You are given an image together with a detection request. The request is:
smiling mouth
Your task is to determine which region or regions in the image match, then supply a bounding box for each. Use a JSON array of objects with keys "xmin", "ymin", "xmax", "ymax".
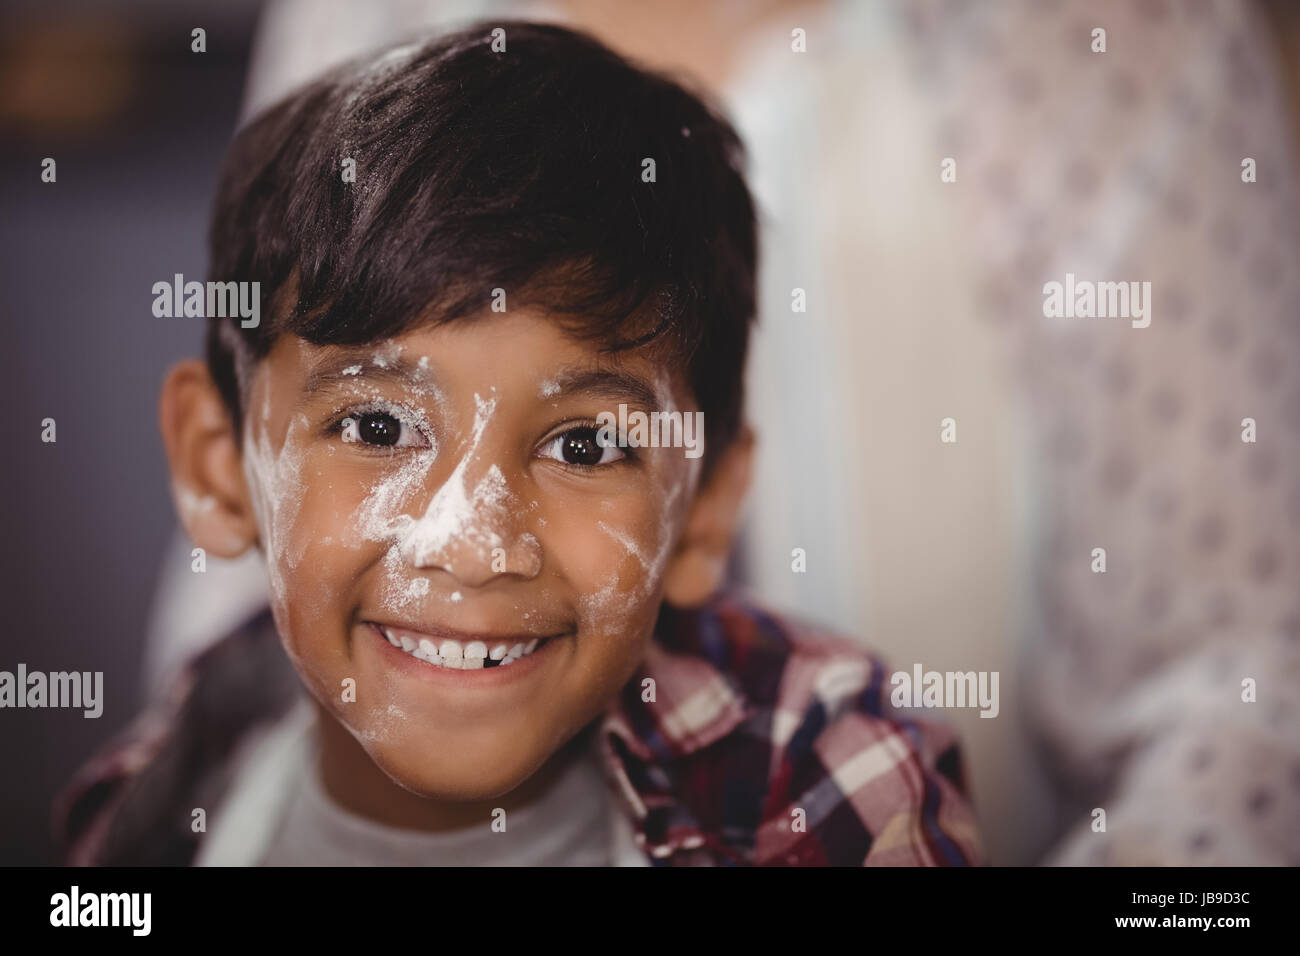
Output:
[{"xmin": 370, "ymin": 622, "xmax": 559, "ymax": 670}]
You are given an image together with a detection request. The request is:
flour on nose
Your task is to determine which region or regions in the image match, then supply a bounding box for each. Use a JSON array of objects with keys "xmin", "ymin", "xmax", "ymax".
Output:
[
  {"xmin": 356, "ymin": 393, "xmax": 515, "ymax": 574},
  {"xmin": 352, "ymin": 447, "xmax": 438, "ymax": 543},
  {"xmin": 398, "ymin": 460, "xmax": 512, "ymax": 569}
]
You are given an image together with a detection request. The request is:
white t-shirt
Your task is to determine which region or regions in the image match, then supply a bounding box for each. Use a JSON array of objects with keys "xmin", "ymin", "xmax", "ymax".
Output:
[{"xmin": 197, "ymin": 698, "xmax": 650, "ymax": 866}]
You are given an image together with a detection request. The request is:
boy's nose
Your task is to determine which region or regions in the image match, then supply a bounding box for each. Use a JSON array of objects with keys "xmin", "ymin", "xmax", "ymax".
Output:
[{"xmin": 396, "ymin": 460, "xmax": 542, "ymax": 587}]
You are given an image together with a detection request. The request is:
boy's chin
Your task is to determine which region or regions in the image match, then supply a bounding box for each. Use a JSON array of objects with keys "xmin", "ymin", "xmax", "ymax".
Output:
[{"xmin": 366, "ymin": 736, "xmax": 548, "ymax": 804}]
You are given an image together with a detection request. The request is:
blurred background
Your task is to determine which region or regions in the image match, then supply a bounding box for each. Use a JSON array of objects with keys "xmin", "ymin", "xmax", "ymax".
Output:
[{"xmin": 3, "ymin": 0, "xmax": 1299, "ymax": 865}]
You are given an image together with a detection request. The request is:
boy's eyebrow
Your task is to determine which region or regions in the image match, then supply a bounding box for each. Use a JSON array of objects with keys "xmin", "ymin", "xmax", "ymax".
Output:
[
  {"xmin": 300, "ymin": 351, "xmax": 436, "ymax": 398},
  {"xmin": 298, "ymin": 352, "xmax": 663, "ymax": 409},
  {"xmin": 544, "ymin": 367, "xmax": 663, "ymax": 410}
]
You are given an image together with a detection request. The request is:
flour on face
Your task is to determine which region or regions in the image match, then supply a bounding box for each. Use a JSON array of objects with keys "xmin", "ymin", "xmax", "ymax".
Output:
[
  {"xmin": 349, "ymin": 392, "xmax": 530, "ymax": 609},
  {"xmin": 174, "ymin": 483, "xmax": 216, "ymax": 517},
  {"xmin": 580, "ymin": 467, "xmax": 689, "ymax": 628},
  {"xmin": 385, "ymin": 394, "xmax": 514, "ymax": 572},
  {"xmin": 242, "ymin": 410, "xmax": 312, "ymax": 608}
]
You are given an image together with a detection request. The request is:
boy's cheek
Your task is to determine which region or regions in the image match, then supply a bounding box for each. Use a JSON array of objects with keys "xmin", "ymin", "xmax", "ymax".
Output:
[
  {"xmin": 274, "ymin": 480, "xmax": 363, "ymax": 587},
  {"xmin": 544, "ymin": 504, "xmax": 672, "ymax": 636},
  {"xmin": 266, "ymin": 473, "xmax": 390, "ymax": 665}
]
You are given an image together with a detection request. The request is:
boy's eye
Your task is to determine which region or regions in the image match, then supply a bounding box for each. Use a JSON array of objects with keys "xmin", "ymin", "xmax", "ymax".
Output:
[
  {"xmin": 340, "ymin": 411, "xmax": 428, "ymax": 448},
  {"xmin": 536, "ymin": 426, "xmax": 626, "ymax": 467}
]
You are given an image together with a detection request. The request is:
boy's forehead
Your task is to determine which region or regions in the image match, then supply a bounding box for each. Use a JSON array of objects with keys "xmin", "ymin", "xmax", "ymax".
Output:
[{"xmin": 266, "ymin": 308, "xmax": 693, "ymax": 409}]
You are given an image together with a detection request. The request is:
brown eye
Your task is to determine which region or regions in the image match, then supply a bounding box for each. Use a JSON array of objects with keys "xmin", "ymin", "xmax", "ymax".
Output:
[
  {"xmin": 562, "ymin": 427, "xmax": 604, "ymax": 465},
  {"xmin": 358, "ymin": 412, "xmax": 400, "ymax": 446},
  {"xmin": 537, "ymin": 425, "xmax": 625, "ymax": 467},
  {"xmin": 339, "ymin": 409, "xmax": 430, "ymax": 448}
]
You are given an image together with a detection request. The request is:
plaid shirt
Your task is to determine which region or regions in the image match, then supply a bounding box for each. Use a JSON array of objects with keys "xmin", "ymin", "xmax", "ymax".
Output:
[{"xmin": 55, "ymin": 592, "xmax": 985, "ymax": 866}]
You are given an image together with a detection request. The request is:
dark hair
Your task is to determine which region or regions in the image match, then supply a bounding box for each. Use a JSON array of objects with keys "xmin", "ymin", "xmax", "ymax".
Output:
[{"xmin": 207, "ymin": 19, "xmax": 759, "ymax": 468}]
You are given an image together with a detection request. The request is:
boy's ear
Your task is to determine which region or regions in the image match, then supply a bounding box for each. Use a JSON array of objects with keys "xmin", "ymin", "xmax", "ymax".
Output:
[
  {"xmin": 662, "ymin": 424, "xmax": 755, "ymax": 609},
  {"xmin": 158, "ymin": 360, "xmax": 259, "ymax": 558}
]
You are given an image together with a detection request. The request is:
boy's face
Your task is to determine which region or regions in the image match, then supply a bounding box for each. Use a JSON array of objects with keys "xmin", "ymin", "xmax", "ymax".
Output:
[{"xmin": 237, "ymin": 308, "xmax": 704, "ymax": 800}]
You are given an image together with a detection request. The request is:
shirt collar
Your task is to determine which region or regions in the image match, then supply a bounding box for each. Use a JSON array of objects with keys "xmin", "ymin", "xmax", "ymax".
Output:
[
  {"xmin": 601, "ymin": 636, "xmax": 750, "ymax": 763},
  {"xmin": 595, "ymin": 601, "xmax": 753, "ymax": 860}
]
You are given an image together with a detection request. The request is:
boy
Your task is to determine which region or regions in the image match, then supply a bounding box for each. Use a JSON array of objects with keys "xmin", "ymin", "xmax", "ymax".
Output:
[{"xmin": 56, "ymin": 20, "xmax": 984, "ymax": 865}]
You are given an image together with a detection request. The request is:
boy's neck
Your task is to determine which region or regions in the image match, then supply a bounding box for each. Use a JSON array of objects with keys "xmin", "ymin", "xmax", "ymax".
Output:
[{"xmin": 311, "ymin": 700, "xmax": 596, "ymax": 832}]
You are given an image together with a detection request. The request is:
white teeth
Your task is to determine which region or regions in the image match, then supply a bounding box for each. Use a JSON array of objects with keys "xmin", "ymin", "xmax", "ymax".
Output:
[
  {"xmin": 382, "ymin": 625, "xmax": 549, "ymax": 669},
  {"xmin": 439, "ymin": 641, "xmax": 464, "ymax": 669}
]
